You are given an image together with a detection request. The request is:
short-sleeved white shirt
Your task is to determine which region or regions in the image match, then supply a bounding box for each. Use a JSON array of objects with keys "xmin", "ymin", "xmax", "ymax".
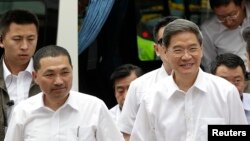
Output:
[
  {"xmin": 118, "ymin": 65, "xmax": 169, "ymax": 134},
  {"xmin": 130, "ymin": 69, "xmax": 248, "ymax": 141},
  {"xmin": 5, "ymin": 91, "xmax": 124, "ymax": 141},
  {"xmin": 243, "ymin": 93, "xmax": 250, "ymax": 124},
  {"xmin": 109, "ymin": 104, "xmax": 121, "ymax": 125}
]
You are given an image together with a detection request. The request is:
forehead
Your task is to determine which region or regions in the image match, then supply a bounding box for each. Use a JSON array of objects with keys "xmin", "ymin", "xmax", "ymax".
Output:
[
  {"xmin": 169, "ymin": 31, "xmax": 199, "ymax": 45},
  {"xmin": 6, "ymin": 23, "xmax": 38, "ymax": 34},
  {"xmin": 39, "ymin": 55, "xmax": 71, "ymax": 70},
  {"xmin": 216, "ymin": 65, "xmax": 244, "ymax": 76}
]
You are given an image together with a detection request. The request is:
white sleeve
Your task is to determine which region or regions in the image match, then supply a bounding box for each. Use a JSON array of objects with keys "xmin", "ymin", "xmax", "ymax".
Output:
[
  {"xmin": 96, "ymin": 101, "xmax": 124, "ymax": 141},
  {"xmin": 4, "ymin": 107, "xmax": 23, "ymax": 141},
  {"xmin": 118, "ymin": 80, "xmax": 140, "ymax": 134},
  {"xmin": 227, "ymin": 86, "xmax": 248, "ymax": 124},
  {"xmin": 130, "ymin": 100, "xmax": 156, "ymax": 141}
]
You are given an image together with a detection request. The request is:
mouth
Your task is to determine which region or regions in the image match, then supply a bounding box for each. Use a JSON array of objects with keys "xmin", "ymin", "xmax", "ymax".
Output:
[
  {"xmin": 52, "ymin": 87, "xmax": 66, "ymax": 92},
  {"xmin": 180, "ymin": 63, "xmax": 193, "ymax": 68},
  {"xmin": 19, "ymin": 54, "xmax": 29, "ymax": 58}
]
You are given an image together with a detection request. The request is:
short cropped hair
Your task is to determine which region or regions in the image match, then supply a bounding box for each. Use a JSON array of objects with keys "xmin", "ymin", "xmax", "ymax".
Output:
[
  {"xmin": 0, "ymin": 9, "xmax": 39, "ymax": 37},
  {"xmin": 162, "ymin": 19, "xmax": 203, "ymax": 48},
  {"xmin": 33, "ymin": 45, "xmax": 72, "ymax": 71},
  {"xmin": 153, "ymin": 16, "xmax": 179, "ymax": 42},
  {"xmin": 110, "ymin": 64, "xmax": 144, "ymax": 88},
  {"xmin": 210, "ymin": 53, "xmax": 246, "ymax": 79}
]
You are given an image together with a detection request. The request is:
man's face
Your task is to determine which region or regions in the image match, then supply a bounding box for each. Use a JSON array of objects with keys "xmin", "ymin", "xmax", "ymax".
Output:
[
  {"xmin": 33, "ymin": 55, "xmax": 73, "ymax": 103},
  {"xmin": 114, "ymin": 72, "xmax": 138, "ymax": 109},
  {"xmin": 164, "ymin": 31, "xmax": 203, "ymax": 79},
  {"xmin": 215, "ymin": 65, "xmax": 245, "ymax": 95},
  {"xmin": 214, "ymin": 1, "xmax": 244, "ymax": 29},
  {"xmin": 0, "ymin": 23, "xmax": 38, "ymax": 67}
]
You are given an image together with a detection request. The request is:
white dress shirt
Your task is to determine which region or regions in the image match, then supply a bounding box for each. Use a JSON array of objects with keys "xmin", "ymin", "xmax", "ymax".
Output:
[
  {"xmin": 130, "ymin": 69, "xmax": 248, "ymax": 141},
  {"xmin": 201, "ymin": 1, "xmax": 250, "ymax": 72},
  {"xmin": 118, "ymin": 65, "xmax": 169, "ymax": 134},
  {"xmin": 109, "ymin": 104, "xmax": 121, "ymax": 125},
  {"xmin": 4, "ymin": 91, "xmax": 124, "ymax": 141},
  {"xmin": 243, "ymin": 93, "xmax": 250, "ymax": 124},
  {"xmin": 3, "ymin": 59, "xmax": 33, "ymax": 123}
]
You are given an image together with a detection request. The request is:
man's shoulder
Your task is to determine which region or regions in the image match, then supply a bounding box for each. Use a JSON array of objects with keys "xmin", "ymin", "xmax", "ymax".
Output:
[
  {"xmin": 13, "ymin": 92, "xmax": 43, "ymax": 112},
  {"xmin": 70, "ymin": 91, "xmax": 105, "ymax": 107},
  {"xmin": 109, "ymin": 104, "xmax": 119, "ymax": 112},
  {"xmin": 202, "ymin": 72, "xmax": 237, "ymax": 91},
  {"xmin": 132, "ymin": 68, "xmax": 161, "ymax": 84}
]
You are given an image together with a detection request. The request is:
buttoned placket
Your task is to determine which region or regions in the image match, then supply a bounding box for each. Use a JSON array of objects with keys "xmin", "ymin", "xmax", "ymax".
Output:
[{"xmin": 185, "ymin": 88, "xmax": 194, "ymax": 141}]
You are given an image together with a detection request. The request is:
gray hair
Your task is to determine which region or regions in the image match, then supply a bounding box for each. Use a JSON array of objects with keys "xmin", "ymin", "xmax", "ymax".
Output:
[{"xmin": 162, "ymin": 19, "xmax": 203, "ymax": 48}]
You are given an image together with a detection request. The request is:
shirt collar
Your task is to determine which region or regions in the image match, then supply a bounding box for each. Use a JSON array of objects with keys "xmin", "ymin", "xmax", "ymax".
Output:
[
  {"xmin": 63, "ymin": 91, "xmax": 80, "ymax": 111},
  {"xmin": 3, "ymin": 58, "xmax": 34, "ymax": 81},
  {"xmin": 167, "ymin": 68, "xmax": 207, "ymax": 97},
  {"xmin": 35, "ymin": 91, "xmax": 79, "ymax": 112}
]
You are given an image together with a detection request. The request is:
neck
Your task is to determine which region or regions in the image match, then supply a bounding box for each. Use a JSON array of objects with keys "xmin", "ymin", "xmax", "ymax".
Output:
[
  {"xmin": 44, "ymin": 94, "xmax": 69, "ymax": 111},
  {"xmin": 173, "ymin": 72, "xmax": 198, "ymax": 92},
  {"xmin": 163, "ymin": 63, "xmax": 172, "ymax": 75},
  {"xmin": 4, "ymin": 57, "xmax": 28, "ymax": 75}
]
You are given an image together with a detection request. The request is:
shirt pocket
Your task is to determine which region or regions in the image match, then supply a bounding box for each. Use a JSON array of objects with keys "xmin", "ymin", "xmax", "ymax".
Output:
[
  {"xmin": 67, "ymin": 126, "xmax": 96, "ymax": 141},
  {"xmin": 197, "ymin": 118, "xmax": 226, "ymax": 141}
]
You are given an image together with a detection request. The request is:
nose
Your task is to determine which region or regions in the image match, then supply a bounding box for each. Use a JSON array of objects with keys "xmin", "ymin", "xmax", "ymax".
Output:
[
  {"xmin": 181, "ymin": 49, "xmax": 192, "ymax": 59},
  {"xmin": 54, "ymin": 75, "xmax": 63, "ymax": 85},
  {"xmin": 20, "ymin": 39, "xmax": 28, "ymax": 50}
]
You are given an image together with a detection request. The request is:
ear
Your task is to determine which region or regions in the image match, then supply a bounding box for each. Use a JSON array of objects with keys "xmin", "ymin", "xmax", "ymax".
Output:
[
  {"xmin": 153, "ymin": 43, "xmax": 160, "ymax": 56},
  {"xmin": 0, "ymin": 35, "xmax": 4, "ymax": 48},
  {"xmin": 200, "ymin": 44, "xmax": 203, "ymax": 58},
  {"xmin": 32, "ymin": 71, "xmax": 38, "ymax": 84}
]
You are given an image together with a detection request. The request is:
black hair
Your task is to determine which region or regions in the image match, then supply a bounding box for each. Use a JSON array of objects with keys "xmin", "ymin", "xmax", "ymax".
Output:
[
  {"xmin": 0, "ymin": 9, "xmax": 39, "ymax": 37},
  {"xmin": 153, "ymin": 16, "xmax": 179, "ymax": 42},
  {"xmin": 210, "ymin": 53, "xmax": 246, "ymax": 79},
  {"xmin": 33, "ymin": 45, "xmax": 72, "ymax": 71},
  {"xmin": 110, "ymin": 64, "xmax": 144, "ymax": 88}
]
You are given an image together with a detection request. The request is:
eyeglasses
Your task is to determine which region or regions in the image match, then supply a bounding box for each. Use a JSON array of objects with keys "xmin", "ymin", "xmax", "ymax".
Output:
[
  {"xmin": 167, "ymin": 46, "xmax": 201, "ymax": 57},
  {"xmin": 217, "ymin": 9, "xmax": 240, "ymax": 23}
]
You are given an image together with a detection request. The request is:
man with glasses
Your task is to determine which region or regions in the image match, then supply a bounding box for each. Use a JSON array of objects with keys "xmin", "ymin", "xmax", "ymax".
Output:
[
  {"xmin": 201, "ymin": 0, "xmax": 250, "ymax": 72},
  {"xmin": 130, "ymin": 19, "xmax": 247, "ymax": 141}
]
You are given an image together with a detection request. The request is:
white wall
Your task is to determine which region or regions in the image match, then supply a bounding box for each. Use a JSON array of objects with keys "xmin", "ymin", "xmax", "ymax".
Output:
[{"xmin": 57, "ymin": 0, "xmax": 78, "ymax": 91}]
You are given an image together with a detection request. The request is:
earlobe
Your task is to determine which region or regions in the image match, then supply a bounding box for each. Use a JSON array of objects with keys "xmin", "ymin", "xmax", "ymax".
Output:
[
  {"xmin": 32, "ymin": 71, "xmax": 38, "ymax": 84},
  {"xmin": 153, "ymin": 43, "xmax": 160, "ymax": 56},
  {"xmin": 0, "ymin": 35, "xmax": 3, "ymax": 48}
]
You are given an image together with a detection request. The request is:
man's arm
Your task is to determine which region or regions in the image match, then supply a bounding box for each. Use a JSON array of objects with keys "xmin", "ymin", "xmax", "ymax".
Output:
[
  {"xmin": 118, "ymin": 80, "xmax": 140, "ymax": 134},
  {"xmin": 4, "ymin": 108, "xmax": 23, "ymax": 141},
  {"xmin": 130, "ymin": 101, "xmax": 156, "ymax": 141}
]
